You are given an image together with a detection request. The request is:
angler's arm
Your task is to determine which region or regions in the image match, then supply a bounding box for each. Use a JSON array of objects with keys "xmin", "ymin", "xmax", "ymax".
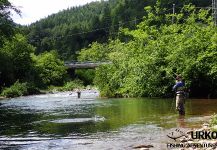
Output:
[
  {"xmin": 172, "ymin": 84, "xmax": 177, "ymax": 91},
  {"xmin": 172, "ymin": 82, "xmax": 182, "ymax": 91}
]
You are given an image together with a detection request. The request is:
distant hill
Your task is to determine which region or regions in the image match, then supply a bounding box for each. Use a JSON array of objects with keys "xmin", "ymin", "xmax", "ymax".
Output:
[{"xmin": 23, "ymin": 0, "xmax": 211, "ymax": 60}]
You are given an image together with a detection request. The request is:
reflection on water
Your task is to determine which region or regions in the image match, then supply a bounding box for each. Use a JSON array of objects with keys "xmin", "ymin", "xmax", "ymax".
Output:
[{"xmin": 0, "ymin": 91, "xmax": 217, "ymax": 150}]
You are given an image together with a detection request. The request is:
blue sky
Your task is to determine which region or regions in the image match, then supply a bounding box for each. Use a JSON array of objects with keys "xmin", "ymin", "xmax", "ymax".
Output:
[{"xmin": 10, "ymin": 0, "xmax": 100, "ymax": 25}]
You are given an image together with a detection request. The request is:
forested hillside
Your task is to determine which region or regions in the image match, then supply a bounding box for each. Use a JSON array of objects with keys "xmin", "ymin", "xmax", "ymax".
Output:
[{"xmin": 24, "ymin": 0, "xmax": 211, "ymax": 60}]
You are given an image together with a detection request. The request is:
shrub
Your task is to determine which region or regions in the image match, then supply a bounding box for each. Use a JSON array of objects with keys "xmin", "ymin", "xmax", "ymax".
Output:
[
  {"xmin": 1, "ymin": 81, "xmax": 28, "ymax": 98},
  {"xmin": 60, "ymin": 79, "xmax": 84, "ymax": 91},
  {"xmin": 48, "ymin": 79, "xmax": 84, "ymax": 92},
  {"xmin": 34, "ymin": 51, "xmax": 67, "ymax": 86},
  {"xmin": 210, "ymin": 114, "xmax": 217, "ymax": 126},
  {"xmin": 1, "ymin": 81, "xmax": 41, "ymax": 98},
  {"xmin": 75, "ymin": 69, "xmax": 95, "ymax": 86}
]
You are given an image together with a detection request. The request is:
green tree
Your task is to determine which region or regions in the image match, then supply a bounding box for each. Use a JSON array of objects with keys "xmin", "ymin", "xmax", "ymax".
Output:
[
  {"xmin": 78, "ymin": 42, "xmax": 110, "ymax": 62},
  {"xmin": 34, "ymin": 51, "xmax": 67, "ymax": 86},
  {"xmin": 0, "ymin": 34, "xmax": 35, "ymax": 87},
  {"xmin": 80, "ymin": 4, "xmax": 217, "ymax": 98},
  {"xmin": 0, "ymin": 0, "xmax": 20, "ymax": 44},
  {"xmin": 24, "ymin": 0, "xmax": 211, "ymax": 60}
]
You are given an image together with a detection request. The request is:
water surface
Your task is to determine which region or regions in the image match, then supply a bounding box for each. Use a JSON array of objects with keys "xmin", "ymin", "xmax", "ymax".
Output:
[{"xmin": 0, "ymin": 91, "xmax": 216, "ymax": 150}]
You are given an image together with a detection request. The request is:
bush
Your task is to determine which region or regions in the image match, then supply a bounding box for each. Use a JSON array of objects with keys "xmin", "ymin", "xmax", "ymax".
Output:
[
  {"xmin": 210, "ymin": 114, "xmax": 217, "ymax": 126},
  {"xmin": 60, "ymin": 79, "xmax": 84, "ymax": 91},
  {"xmin": 75, "ymin": 69, "xmax": 95, "ymax": 86},
  {"xmin": 1, "ymin": 81, "xmax": 41, "ymax": 98},
  {"xmin": 1, "ymin": 81, "xmax": 28, "ymax": 98},
  {"xmin": 25, "ymin": 82, "xmax": 41, "ymax": 95},
  {"xmin": 48, "ymin": 79, "xmax": 84, "ymax": 92},
  {"xmin": 34, "ymin": 51, "xmax": 67, "ymax": 86}
]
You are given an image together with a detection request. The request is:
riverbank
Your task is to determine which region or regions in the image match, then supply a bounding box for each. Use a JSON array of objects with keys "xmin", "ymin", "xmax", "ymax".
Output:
[
  {"xmin": 0, "ymin": 79, "xmax": 93, "ymax": 99},
  {"xmin": 0, "ymin": 87, "xmax": 98, "ymax": 100},
  {"xmin": 0, "ymin": 96, "xmax": 5, "ymax": 100}
]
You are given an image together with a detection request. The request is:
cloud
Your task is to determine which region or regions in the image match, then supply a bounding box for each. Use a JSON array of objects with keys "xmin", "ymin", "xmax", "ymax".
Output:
[{"xmin": 10, "ymin": 0, "xmax": 100, "ymax": 25}]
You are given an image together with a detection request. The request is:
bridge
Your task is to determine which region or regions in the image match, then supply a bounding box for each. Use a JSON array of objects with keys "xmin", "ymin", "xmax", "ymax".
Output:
[{"xmin": 65, "ymin": 61, "xmax": 111, "ymax": 69}]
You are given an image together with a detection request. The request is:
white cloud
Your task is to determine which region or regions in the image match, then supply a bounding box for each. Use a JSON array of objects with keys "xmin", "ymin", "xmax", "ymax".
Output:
[{"xmin": 10, "ymin": 0, "xmax": 100, "ymax": 25}]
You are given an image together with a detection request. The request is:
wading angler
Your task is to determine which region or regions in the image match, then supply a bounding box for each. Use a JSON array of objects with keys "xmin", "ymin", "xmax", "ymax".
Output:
[{"xmin": 172, "ymin": 75, "xmax": 186, "ymax": 115}]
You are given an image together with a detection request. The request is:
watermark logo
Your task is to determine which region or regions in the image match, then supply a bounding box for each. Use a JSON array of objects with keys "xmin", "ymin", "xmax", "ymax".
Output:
[
  {"xmin": 167, "ymin": 128, "xmax": 217, "ymax": 140},
  {"xmin": 167, "ymin": 128, "xmax": 188, "ymax": 141},
  {"xmin": 166, "ymin": 128, "xmax": 217, "ymax": 149},
  {"xmin": 190, "ymin": 131, "xmax": 217, "ymax": 140}
]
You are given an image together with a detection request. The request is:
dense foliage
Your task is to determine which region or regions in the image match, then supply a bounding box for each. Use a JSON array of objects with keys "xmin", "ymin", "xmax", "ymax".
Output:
[
  {"xmin": 0, "ymin": 0, "xmax": 20, "ymax": 44},
  {"xmin": 0, "ymin": 34, "xmax": 35, "ymax": 87},
  {"xmin": 1, "ymin": 81, "xmax": 28, "ymax": 98},
  {"xmin": 210, "ymin": 114, "xmax": 217, "ymax": 128},
  {"xmin": 24, "ymin": 0, "xmax": 211, "ymax": 60},
  {"xmin": 79, "ymin": 4, "xmax": 217, "ymax": 98},
  {"xmin": 0, "ymin": 34, "xmax": 67, "ymax": 97},
  {"xmin": 48, "ymin": 79, "xmax": 84, "ymax": 92},
  {"xmin": 75, "ymin": 69, "xmax": 95, "ymax": 86},
  {"xmin": 33, "ymin": 51, "xmax": 67, "ymax": 86},
  {"xmin": 0, "ymin": 1, "xmax": 69, "ymax": 97},
  {"xmin": 0, "ymin": 0, "xmax": 216, "ymax": 98},
  {"xmin": 0, "ymin": 81, "xmax": 39, "ymax": 98}
]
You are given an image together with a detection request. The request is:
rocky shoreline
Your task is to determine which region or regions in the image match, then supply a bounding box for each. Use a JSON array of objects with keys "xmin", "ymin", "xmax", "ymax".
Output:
[{"xmin": 0, "ymin": 96, "xmax": 5, "ymax": 100}]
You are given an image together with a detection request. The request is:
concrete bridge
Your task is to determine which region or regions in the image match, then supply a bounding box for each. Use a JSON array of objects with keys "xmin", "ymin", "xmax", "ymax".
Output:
[{"xmin": 65, "ymin": 61, "xmax": 111, "ymax": 69}]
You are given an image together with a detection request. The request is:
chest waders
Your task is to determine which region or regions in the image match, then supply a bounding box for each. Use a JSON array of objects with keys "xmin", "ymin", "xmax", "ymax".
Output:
[{"xmin": 176, "ymin": 92, "xmax": 185, "ymax": 115}]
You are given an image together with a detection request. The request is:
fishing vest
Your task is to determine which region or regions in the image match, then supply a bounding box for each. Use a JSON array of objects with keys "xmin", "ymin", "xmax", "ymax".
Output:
[{"xmin": 176, "ymin": 83, "xmax": 185, "ymax": 94}]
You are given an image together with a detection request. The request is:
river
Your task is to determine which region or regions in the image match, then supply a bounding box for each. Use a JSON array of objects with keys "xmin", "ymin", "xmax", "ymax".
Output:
[{"xmin": 0, "ymin": 90, "xmax": 217, "ymax": 150}]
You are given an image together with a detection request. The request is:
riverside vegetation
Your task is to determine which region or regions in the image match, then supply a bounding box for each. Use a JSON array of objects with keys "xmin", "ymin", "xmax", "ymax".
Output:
[
  {"xmin": 0, "ymin": 1, "xmax": 84, "ymax": 98},
  {"xmin": 0, "ymin": 0, "xmax": 217, "ymax": 98},
  {"xmin": 78, "ymin": 4, "xmax": 217, "ymax": 98}
]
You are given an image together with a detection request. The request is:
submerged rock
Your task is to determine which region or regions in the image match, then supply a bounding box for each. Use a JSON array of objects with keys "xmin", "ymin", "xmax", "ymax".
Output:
[{"xmin": 133, "ymin": 144, "xmax": 154, "ymax": 149}]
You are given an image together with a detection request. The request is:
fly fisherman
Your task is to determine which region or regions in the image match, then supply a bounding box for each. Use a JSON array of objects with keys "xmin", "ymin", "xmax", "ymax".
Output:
[{"xmin": 172, "ymin": 75, "xmax": 185, "ymax": 115}]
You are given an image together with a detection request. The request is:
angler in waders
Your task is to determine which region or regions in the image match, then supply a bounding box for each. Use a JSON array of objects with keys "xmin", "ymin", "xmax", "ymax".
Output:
[{"xmin": 172, "ymin": 75, "xmax": 185, "ymax": 115}]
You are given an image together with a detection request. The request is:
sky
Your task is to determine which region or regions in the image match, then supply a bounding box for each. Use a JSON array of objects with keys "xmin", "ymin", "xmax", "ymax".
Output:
[{"xmin": 10, "ymin": 0, "xmax": 100, "ymax": 25}]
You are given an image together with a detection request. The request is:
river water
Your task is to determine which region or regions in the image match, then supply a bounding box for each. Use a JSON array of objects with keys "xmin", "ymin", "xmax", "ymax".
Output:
[{"xmin": 0, "ymin": 90, "xmax": 217, "ymax": 150}]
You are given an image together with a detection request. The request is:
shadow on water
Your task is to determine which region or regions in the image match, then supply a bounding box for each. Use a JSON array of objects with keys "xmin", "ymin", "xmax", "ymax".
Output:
[{"xmin": 0, "ymin": 92, "xmax": 217, "ymax": 149}]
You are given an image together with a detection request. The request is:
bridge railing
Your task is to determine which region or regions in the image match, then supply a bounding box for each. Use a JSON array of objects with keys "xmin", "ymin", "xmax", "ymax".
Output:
[{"xmin": 65, "ymin": 61, "xmax": 112, "ymax": 69}]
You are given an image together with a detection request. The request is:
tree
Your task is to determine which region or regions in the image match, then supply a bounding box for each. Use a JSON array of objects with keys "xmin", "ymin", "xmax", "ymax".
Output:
[
  {"xmin": 24, "ymin": 0, "xmax": 211, "ymax": 60},
  {"xmin": 0, "ymin": 34, "xmax": 35, "ymax": 87},
  {"xmin": 79, "ymin": 4, "xmax": 217, "ymax": 98},
  {"xmin": 34, "ymin": 51, "xmax": 67, "ymax": 86},
  {"xmin": 0, "ymin": 0, "xmax": 20, "ymax": 45}
]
